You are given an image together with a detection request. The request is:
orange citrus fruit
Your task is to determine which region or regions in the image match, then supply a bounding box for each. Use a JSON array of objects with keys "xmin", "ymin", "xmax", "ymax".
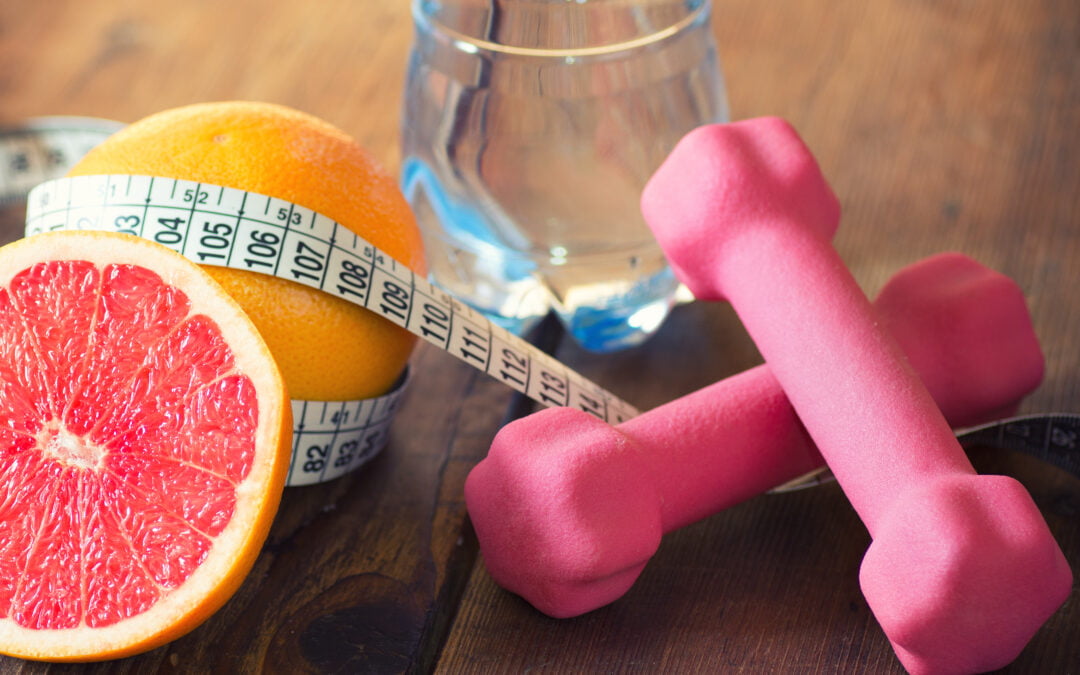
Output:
[
  {"xmin": 67, "ymin": 101, "xmax": 427, "ymax": 401},
  {"xmin": 0, "ymin": 230, "xmax": 291, "ymax": 661}
]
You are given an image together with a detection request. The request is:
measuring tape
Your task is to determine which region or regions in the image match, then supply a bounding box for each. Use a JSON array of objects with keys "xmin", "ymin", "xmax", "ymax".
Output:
[
  {"xmin": 20, "ymin": 172, "xmax": 641, "ymax": 485},
  {"xmin": 958, "ymin": 413, "xmax": 1080, "ymax": 478},
  {"xmin": 0, "ymin": 117, "xmax": 124, "ymax": 206},
  {"xmin": 772, "ymin": 413, "xmax": 1080, "ymax": 492}
]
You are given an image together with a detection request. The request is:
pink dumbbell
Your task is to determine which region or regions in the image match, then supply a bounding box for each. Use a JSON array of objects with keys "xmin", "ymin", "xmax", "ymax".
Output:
[
  {"xmin": 466, "ymin": 252, "xmax": 1043, "ymax": 620},
  {"xmin": 639, "ymin": 117, "xmax": 1071, "ymax": 674}
]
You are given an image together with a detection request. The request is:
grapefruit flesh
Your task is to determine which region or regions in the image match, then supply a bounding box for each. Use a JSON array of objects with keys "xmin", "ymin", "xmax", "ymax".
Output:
[{"xmin": 0, "ymin": 231, "xmax": 290, "ymax": 661}]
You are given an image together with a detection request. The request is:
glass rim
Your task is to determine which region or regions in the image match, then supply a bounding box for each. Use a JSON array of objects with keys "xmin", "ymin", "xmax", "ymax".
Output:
[{"xmin": 411, "ymin": 0, "xmax": 712, "ymax": 60}]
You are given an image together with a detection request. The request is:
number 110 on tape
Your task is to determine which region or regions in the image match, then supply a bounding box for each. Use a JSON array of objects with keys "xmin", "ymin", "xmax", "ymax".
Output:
[{"xmin": 25, "ymin": 174, "xmax": 640, "ymax": 425}]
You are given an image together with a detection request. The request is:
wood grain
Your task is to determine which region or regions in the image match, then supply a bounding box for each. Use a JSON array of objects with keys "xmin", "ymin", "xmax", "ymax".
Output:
[{"xmin": 0, "ymin": 0, "xmax": 1077, "ymax": 672}]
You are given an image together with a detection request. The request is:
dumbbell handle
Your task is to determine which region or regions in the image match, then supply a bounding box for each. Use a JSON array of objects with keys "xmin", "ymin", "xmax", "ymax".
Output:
[
  {"xmin": 619, "ymin": 365, "xmax": 814, "ymax": 531},
  {"xmin": 639, "ymin": 118, "xmax": 965, "ymax": 531},
  {"xmin": 716, "ymin": 226, "xmax": 972, "ymax": 532}
]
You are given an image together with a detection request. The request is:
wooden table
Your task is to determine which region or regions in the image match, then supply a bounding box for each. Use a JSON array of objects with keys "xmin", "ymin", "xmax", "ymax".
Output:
[{"xmin": 1, "ymin": 0, "xmax": 1077, "ymax": 672}]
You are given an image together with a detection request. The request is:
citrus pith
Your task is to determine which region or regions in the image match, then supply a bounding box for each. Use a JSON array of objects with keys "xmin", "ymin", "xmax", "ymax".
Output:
[
  {"xmin": 0, "ymin": 230, "xmax": 291, "ymax": 661},
  {"xmin": 67, "ymin": 101, "xmax": 427, "ymax": 401}
]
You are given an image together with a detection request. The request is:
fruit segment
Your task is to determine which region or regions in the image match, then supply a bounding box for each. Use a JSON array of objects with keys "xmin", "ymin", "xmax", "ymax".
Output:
[{"xmin": 62, "ymin": 263, "xmax": 194, "ymax": 437}]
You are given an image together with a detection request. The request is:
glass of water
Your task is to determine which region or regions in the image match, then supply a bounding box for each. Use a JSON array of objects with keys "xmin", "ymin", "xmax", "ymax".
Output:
[{"xmin": 400, "ymin": 0, "xmax": 729, "ymax": 352}]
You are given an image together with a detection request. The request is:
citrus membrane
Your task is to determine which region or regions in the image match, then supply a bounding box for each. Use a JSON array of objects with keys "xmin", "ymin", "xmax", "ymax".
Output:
[{"xmin": 0, "ymin": 231, "xmax": 290, "ymax": 661}]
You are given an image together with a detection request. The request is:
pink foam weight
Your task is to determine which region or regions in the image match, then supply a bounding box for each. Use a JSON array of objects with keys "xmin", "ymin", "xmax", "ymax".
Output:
[
  {"xmin": 640, "ymin": 117, "xmax": 1071, "ymax": 674},
  {"xmin": 466, "ymin": 252, "xmax": 1044, "ymax": 620}
]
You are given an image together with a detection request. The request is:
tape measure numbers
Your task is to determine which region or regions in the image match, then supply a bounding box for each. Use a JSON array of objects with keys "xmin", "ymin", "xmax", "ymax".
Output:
[
  {"xmin": 287, "ymin": 373, "xmax": 408, "ymax": 486},
  {"xmin": 24, "ymin": 173, "xmax": 641, "ymax": 484}
]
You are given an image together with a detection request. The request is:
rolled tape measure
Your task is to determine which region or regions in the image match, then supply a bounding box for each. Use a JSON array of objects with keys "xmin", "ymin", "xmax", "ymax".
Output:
[{"xmin": 0, "ymin": 117, "xmax": 124, "ymax": 205}]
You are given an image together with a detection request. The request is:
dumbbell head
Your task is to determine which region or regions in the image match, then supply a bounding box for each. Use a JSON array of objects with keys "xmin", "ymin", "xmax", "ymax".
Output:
[
  {"xmin": 640, "ymin": 116, "xmax": 841, "ymax": 302},
  {"xmin": 877, "ymin": 252, "xmax": 1044, "ymax": 427},
  {"xmin": 860, "ymin": 473, "xmax": 1071, "ymax": 674},
  {"xmin": 466, "ymin": 407, "xmax": 661, "ymax": 618}
]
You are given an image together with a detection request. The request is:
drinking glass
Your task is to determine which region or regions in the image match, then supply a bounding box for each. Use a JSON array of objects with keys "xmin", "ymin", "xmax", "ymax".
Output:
[{"xmin": 400, "ymin": 0, "xmax": 729, "ymax": 351}]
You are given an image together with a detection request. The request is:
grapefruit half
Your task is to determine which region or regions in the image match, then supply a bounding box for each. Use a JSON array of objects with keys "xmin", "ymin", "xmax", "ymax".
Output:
[{"xmin": 0, "ymin": 231, "xmax": 291, "ymax": 661}]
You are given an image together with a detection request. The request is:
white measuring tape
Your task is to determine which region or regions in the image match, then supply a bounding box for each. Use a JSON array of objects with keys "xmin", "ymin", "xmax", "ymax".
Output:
[{"xmin": 19, "ymin": 172, "xmax": 641, "ymax": 485}]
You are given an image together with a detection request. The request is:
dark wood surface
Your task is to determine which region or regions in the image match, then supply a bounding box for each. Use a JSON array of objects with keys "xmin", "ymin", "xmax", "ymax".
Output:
[{"xmin": 1, "ymin": 0, "xmax": 1078, "ymax": 672}]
